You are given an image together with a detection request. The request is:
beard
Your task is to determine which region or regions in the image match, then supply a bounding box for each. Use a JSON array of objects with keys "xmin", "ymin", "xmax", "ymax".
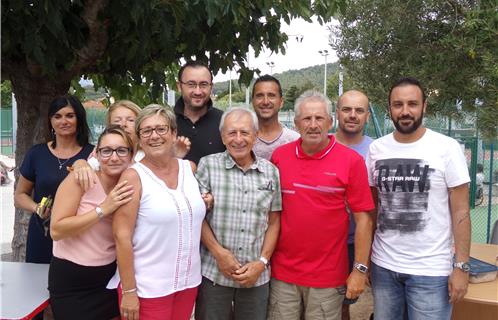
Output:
[
  {"xmin": 392, "ymin": 112, "xmax": 424, "ymax": 134},
  {"xmin": 183, "ymin": 94, "xmax": 209, "ymax": 109}
]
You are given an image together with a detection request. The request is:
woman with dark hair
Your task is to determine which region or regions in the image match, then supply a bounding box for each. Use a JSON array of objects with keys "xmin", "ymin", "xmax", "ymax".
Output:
[
  {"xmin": 14, "ymin": 94, "xmax": 94, "ymax": 264},
  {"xmin": 49, "ymin": 126, "xmax": 134, "ymax": 320}
]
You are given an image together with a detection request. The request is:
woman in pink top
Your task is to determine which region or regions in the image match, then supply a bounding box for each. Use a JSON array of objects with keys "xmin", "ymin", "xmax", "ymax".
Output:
[{"xmin": 48, "ymin": 126, "xmax": 134, "ymax": 320}]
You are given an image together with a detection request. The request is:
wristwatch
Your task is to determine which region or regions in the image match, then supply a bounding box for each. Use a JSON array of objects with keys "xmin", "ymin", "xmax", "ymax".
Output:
[
  {"xmin": 95, "ymin": 206, "xmax": 104, "ymax": 219},
  {"xmin": 453, "ymin": 261, "xmax": 471, "ymax": 272},
  {"xmin": 259, "ymin": 256, "xmax": 269, "ymax": 268},
  {"xmin": 353, "ymin": 262, "xmax": 369, "ymax": 274}
]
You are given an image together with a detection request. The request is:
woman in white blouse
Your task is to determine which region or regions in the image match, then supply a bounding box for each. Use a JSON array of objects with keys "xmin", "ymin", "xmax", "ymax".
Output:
[{"xmin": 108, "ymin": 104, "xmax": 206, "ymax": 320}]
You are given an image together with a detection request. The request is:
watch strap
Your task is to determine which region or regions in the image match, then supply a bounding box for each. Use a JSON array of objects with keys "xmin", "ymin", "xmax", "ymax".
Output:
[
  {"xmin": 353, "ymin": 262, "xmax": 369, "ymax": 274},
  {"xmin": 95, "ymin": 206, "xmax": 104, "ymax": 219}
]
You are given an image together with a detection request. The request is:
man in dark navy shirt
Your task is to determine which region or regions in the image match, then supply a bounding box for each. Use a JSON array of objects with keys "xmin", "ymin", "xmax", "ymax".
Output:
[{"xmin": 175, "ymin": 61, "xmax": 225, "ymax": 164}]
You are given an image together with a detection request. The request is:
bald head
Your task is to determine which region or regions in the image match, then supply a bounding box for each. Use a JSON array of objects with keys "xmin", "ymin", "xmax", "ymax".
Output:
[
  {"xmin": 336, "ymin": 90, "xmax": 370, "ymax": 136},
  {"xmin": 337, "ymin": 90, "xmax": 369, "ymax": 109}
]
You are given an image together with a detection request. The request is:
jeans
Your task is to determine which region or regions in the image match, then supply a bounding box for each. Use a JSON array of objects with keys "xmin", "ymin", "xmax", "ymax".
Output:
[{"xmin": 371, "ymin": 262, "xmax": 451, "ymax": 320}]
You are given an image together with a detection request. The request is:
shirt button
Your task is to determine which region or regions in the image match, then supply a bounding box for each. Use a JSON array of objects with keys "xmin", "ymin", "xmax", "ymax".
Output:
[
  {"xmin": 242, "ymin": 210, "xmax": 246, "ymax": 213},
  {"xmin": 241, "ymin": 229, "xmax": 245, "ymax": 232},
  {"xmin": 192, "ymin": 126, "xmax": 195, "ymax": 129},
  {"xmin": 238, "ymin": 247, "xmax": 243, "ymax": 251},
  {"xmin": 244, "ymin": 190, "xmax": 248, "ymax": 194}
]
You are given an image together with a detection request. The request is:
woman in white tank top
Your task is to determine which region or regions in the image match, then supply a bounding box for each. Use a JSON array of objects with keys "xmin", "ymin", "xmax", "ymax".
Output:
[{"xmin": 108, "ymin": 104, "xmax": 206, "ymax": 320}]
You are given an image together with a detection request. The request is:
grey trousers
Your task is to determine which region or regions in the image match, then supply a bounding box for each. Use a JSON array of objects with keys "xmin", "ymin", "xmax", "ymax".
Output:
[{"xmin": 195, "ymin": 276, "xmax": 269, "ymax": 320}]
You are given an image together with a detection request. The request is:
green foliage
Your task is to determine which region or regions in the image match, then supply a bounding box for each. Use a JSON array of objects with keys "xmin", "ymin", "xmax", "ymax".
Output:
[
  {"xmin": 1, "ymin": 81, "xmax": 12, "ymax": 108},
  {"xmin": 332, "ymin": 0, "xmax": 498, "ymax": 140},
  {"xmin": 2, "ymin": 0, "xmax": 342, "ymax": 103}
]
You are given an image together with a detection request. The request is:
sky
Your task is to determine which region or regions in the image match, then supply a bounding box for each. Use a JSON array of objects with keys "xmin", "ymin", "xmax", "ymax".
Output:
[{"xmin": 213, "ymin": 16, "xmax": 338, "ymax": 83}]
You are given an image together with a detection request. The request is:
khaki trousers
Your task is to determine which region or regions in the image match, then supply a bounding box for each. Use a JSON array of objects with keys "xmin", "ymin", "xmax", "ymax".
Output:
[{"xmin": 267, "ymin": 278, "xmax": 344, "ymax": 320}]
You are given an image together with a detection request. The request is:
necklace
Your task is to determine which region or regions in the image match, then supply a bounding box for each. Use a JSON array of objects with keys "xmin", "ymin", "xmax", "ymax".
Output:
[{"xmin": 56, "ymin": 156, "xmax": 71, "ymax": 170}]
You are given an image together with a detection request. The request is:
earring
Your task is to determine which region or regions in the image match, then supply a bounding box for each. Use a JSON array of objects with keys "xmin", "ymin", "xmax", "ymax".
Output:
[{"xmin": 52, "ymin": 128, "xmax": 56, "ymax": 138}]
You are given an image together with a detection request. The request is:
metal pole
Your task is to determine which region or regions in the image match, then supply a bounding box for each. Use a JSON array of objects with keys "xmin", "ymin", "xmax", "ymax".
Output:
[
  {"xmin": 486, "ymin": 143, "xmax": 494, "ymax": 243},
  {"xmin": 229, "ymin": 70, "xmax": 232, "ymax": 108},
  {"xmin": 338, "ymin": 65, "xmax": 343, "ymax": 97},
  {"xmin": 12, "ymin": 92, "xmax": 17, "ymax": 154},
  {"xmin": 245, "ymin": 52, "xmax": 250, "ymax": 106},
  {"xmin": 318, "ymin": 50, "xmax": 329, "ymax": 97},
  {"xmin": 324, "ymin": 55, "xmax": 328, "ymax": 97}
]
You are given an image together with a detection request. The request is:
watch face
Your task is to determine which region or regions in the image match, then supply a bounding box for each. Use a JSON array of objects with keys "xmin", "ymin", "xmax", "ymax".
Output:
[
  {"xmin": 454, "ymin": 262, "xmax": 471, "ymax": 272},
  {"xmin": 355, "ymin": 263, "xmax": 368, "ymax": 273}
]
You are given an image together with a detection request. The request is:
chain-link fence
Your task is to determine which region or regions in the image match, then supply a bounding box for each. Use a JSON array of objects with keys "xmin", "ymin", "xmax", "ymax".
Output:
[{"xmin": 366, "ymin": 106, "xmax": 498, "ymax": 244}]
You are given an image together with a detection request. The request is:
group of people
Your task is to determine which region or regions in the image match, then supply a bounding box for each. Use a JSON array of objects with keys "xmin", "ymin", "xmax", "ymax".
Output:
[{"xmin": 13, "ymin": 60, "xmax": 471, "ymax": 320}]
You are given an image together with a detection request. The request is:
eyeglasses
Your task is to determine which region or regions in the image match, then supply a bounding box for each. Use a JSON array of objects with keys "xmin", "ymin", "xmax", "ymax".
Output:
[
  {"xmin": 97, "ymin": 147, "xmax": 131, "ymax": 158},
  {"xmin": 180, "ymin": 81, "xmax": 212, "ymax": 90},
  {"xmin": 139, "ymin": 125, "xmax": 170, "ymax": 138}
]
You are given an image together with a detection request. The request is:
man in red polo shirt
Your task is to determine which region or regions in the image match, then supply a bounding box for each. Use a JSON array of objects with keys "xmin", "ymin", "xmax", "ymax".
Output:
[{"xmin": 268, "ymin": 90, "xmax": 375, "ymax": 320}]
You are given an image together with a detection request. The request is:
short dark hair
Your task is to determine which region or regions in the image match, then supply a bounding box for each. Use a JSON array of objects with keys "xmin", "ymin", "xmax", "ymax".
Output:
[
  {"xmin": 388, "ymin": 77, "xmax": 426, "ymax": 105},
  {"xmin": 47, "ymin": 95, "xmax": 91, "ymax": 148},
  {"xmin": 178, "ymin": 60, "xmax": 213, "ymax": 83},
  {"xmin": 252, "ymin": 74, "xmax": 283, "ymax": 98}
]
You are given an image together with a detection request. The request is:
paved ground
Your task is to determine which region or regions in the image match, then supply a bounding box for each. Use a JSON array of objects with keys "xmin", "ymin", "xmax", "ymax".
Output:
[{"xmin": 1, "ymin": 154, "xmax": 15, "ymax": 259}]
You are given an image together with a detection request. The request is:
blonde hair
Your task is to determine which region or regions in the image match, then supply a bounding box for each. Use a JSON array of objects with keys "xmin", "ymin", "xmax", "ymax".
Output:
[
  {"xmin": 135, "ymin": 104, "xmax": 177, "ymax": 138},
  {"xmin": 106, "ymin": 100, "xmax": 141, "ymax": 125}
]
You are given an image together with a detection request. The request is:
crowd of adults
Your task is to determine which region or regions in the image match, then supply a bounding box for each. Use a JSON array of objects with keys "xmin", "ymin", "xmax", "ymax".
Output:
[{"xmin": 14, "ymin": 60, "xmax": 471, "ymax": 320}]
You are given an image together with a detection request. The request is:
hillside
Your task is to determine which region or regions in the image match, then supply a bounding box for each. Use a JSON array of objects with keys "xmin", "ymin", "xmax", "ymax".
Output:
[{"xmin": 212, "ymin": 62, "xmax": 339, "ymax": 95}]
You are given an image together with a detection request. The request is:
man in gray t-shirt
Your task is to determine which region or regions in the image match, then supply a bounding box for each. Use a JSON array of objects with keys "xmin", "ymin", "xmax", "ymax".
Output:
[{"xmin": 252, "ymin": 75, "xmax": 299, "ymax": 160}]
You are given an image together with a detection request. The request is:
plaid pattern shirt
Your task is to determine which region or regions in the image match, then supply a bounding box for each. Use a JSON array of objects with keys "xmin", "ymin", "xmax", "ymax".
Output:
[{"xmin": 196, "ymin": 151, "xmax": 282, "ymax": 287}]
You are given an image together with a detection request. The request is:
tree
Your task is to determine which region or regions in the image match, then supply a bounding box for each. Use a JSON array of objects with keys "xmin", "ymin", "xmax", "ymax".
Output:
[
  {"xmin": 284, "ymin": 85, "xmax": 300, "ymax": 110},
  {"xmin": 326, "ymin": 69, "xmax": 358, "ymax": 103},
  {"xmin": 2, "ymin": 1, "xmax": 342, "ymax": 261},
  {"xmin": 332, "ymin": 0, "xmax": 497, "ymax": 140}
]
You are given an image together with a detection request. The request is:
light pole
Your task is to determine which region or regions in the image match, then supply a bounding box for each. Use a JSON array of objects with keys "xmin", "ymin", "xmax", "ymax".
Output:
[
  {"xmin": 338, "ymin": 64, "xmax": 343, "ymax": 96},
  {"xmin": 286, "ymin": 34, "xmax": 304, "ymax": 43},
  {"xmin": 266, "ymin": 61, "xmax": 275, "ymax": 75},
  {"xmin": 318, "ymin": 50, "xmax": 330, "ymax": 97},
  {"xmin": 229, "ymin": 69, "xmax": 232, "ymax": 108}
]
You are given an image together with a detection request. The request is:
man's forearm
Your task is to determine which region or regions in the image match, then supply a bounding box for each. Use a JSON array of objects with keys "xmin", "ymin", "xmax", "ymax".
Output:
[
  {"xmin": 201, "ymin": 219, "xmax": 224, "ymax": 256},
  {"xmin": 260, "ymin": 212, "xmax": 280, "ymax": 260},
  {"xmin": 353, "ymin": 212, "xmax": 374, "ymax": 265},
  {"xmin": 449, "ymin": 184, "xmax": 471, "ymax": 262}
]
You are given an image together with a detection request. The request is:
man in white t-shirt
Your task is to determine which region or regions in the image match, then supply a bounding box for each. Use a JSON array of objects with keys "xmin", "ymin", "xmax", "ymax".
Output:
[
  {"xmin": 366, "ymin": 77, "xmax": 471, "ymax": 320},
  {"xmin": 251, "ymin": 75, "xmax": 299, "ymax": 160}
]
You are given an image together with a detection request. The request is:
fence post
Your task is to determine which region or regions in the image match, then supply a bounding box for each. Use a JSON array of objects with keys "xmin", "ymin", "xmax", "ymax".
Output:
[
  {"xmin": 486, "ymin": 143, "xmax": 495, "ymax": 243},
  {"xmin": 469, "ymin": 137, "xmax": 478, "ymax": 208}
]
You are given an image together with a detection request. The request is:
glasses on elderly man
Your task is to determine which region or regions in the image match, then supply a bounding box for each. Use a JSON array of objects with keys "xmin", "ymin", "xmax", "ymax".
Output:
[
  {"xmin": 139, "ymin": 125, "xmax": 170, "ymax": 138},
  {"xmin": 97, "ymin": 147, "xmax": 131, "ymax": 158},
  {"xmin": 180, "ymin": 81, "xmax": 212, "ymax": 90}
]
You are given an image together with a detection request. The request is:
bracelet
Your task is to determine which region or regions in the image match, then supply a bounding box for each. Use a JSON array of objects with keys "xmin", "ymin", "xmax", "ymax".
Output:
[
  {"xmin": 95, "ymin": 206, "xmax": 104, "ymax": 219},
  {"xmin": 122, "ymin": 287, "xmax": 137, "ymax": 294},
  {"xmin": 259, "ymin": 256, "xmax": 269, "ymax": 268}
]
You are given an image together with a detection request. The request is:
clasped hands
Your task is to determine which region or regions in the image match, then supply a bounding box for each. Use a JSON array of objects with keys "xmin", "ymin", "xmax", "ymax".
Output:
[{"xmin": 214, "ymin": 247, "xmax": 265, "ymax": 287}]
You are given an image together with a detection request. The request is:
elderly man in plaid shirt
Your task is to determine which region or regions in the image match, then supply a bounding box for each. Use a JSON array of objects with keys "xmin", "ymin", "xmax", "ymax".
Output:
[{"xmin": 194, "ymin": 107, "xmax": 282, "ymax": 320}]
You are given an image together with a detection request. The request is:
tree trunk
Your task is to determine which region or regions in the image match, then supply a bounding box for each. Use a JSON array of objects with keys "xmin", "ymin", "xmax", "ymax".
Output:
[{"xmin": 10, "ymin": 68, "xmax": 71, "ymax": 262}]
